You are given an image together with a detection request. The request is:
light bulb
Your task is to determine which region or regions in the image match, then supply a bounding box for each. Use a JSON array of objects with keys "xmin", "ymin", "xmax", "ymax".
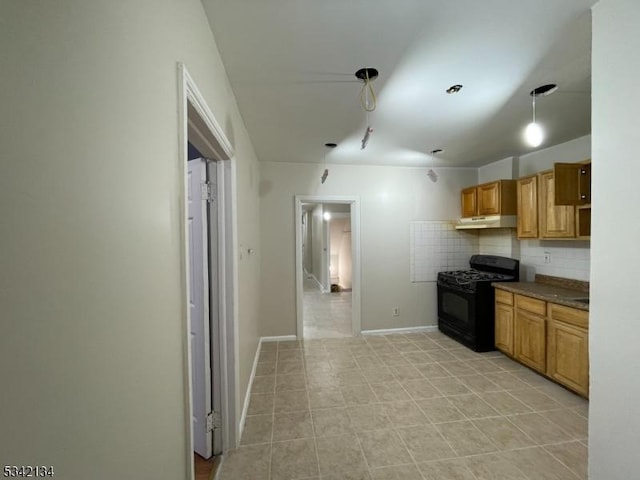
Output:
[
  {"xmin": 323, "ymin": 212, "xmax": 331, "ymax": 221},
  {"xmin": 524, "ymin": 122, "xmax": 544, "ymax": 147}
]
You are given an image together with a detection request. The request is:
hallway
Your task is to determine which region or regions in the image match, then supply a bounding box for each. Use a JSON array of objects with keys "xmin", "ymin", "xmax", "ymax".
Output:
[{"xmin": 302, "ymin": 277, "xmax": 352, "ymax": 339}]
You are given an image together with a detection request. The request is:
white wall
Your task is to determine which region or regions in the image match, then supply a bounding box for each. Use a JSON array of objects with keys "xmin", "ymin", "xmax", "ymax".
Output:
[
  {"xmin": 519, "ymin": 135, "xmax": 591, "ymax": 176},
  {"xmin": 332, "ymin": 217, "xmax": 353, "ymax": 289},
  {"xmin": 302, "ymin": 211, "xmax": 312, "ymax": 272},
  {"xmin": 259, "ymin": 162, "xmax": 477, "ymax": 335},
  {"xmin": 310, "ymin": 204, "xmax": 325, "ymax": 288},
  {"xmin": 478, "ymin": 156, "xmax": 518, "ymax": 184},
  {"xmin": 0, "ymin": 1, "xmax": 261, "ymax": 478},
  {"xmin": 590, "ymin": 0, "xmax": 640, "ymax": 477}
]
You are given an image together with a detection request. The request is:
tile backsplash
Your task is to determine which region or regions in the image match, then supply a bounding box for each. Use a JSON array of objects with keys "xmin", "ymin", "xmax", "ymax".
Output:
[
  {"xmin": 478, "ymin": 229, "xmax": 520, "ymax": 259},
  {"xmin": 478, "ymin": 229, "xmax": 590, "ymax": 282},
  {"xmin": 411, "ymin": 226, "xmax": 590, "ymax": 283},
  {"xmin": 410, "ymin": 221, "xmax": 479, "ymax": 282},
  {"xmin": 519, "ymin": 240, "xmax": 591, "ymax": 282}
]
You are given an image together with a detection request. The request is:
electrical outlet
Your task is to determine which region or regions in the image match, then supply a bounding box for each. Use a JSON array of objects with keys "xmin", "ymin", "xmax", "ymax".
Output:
[
  {"xmin": 544, "ymin": 253, "xmax": 551, "ymax": 264},
  {"xmin": 392, "ymin": 307, "xmax": 400, "ymax": 317}
]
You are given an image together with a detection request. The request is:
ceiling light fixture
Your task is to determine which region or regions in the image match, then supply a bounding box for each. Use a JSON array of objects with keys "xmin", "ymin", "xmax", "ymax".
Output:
[
  {"xmin": 428, "ymin": 149, "xmax": 443, "ymax": 183},
  {"xmin": 524, "ymin": 84, "xmax": 558, "ymax": 148},
  {"xmin": 355, "ymin": 67, "xmax": 379, "ymax": 150},
  {"xmin": 446, "ymin": 84, "xmax": 463, "ymax": 94},
  {"xmin": 323, "ymin": 212, "xmax": 331, "ymax": 221}
]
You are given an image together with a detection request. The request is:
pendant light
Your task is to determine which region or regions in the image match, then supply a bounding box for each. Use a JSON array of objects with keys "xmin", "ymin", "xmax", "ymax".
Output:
[
  {"xmin": 355, "ymin": 67, "xmax": 378, "ymax": 150},
  {"xmin": 523, "ymin": 84, "xmax": 558, "ymax": 148}
]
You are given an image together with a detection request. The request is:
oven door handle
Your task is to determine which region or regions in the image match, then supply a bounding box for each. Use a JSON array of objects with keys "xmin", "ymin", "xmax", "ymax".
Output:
[{"xmin": 437, "ymin": 281, "xmax": 474, "ymax": 294}]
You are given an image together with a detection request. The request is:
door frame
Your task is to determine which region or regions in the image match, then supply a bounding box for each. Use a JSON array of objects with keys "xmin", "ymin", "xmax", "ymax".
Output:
[
  {"xmin": 295, "ymin": 195, "xmax": 361, "ymax": 338},
  {"xmin": 178, "ymin": 64, "xmax": 239, "ymax": 477}
]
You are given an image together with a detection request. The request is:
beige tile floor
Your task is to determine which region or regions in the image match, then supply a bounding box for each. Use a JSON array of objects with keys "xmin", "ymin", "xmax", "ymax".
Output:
[
  {"xmin": 219, "ymin": 331, "xmax": 588, "ymax": 480},
  {"xmin": 303, "ymin": 277, "xmax": 352, "ymax": 339}
]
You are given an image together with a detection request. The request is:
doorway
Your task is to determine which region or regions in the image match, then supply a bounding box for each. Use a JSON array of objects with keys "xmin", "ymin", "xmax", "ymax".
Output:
[
  {"xmin": 179, "ymin": 64, "xmax": 238, "ymax": 479},
  {"xmin": 295, "ymin": 195, "xmax": 361, "ymax": 339},
  {"xmin": 301, "ymin": 203, "xmax": 353, "ymax": 338}
]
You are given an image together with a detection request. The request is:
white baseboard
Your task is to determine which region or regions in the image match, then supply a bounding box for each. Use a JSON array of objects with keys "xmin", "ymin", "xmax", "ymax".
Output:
[
  {"xmin": 361, "ymin": 325, "xmax": 438, "ymax": 335},
  {"xmin": 238, "ymin": 338, "xmax": 262, "ymax": 441},
  {"xmin": 238, "ymin": 334, "xmax": 299, "ymax": 441},
  {"xmin": 261, "ymin": 335, "xmax": 298, "ymax": 343}
]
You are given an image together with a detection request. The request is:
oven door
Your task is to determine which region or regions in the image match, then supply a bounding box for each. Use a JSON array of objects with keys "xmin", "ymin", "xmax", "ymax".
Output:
[{"xmin": 437, "ymin": 281, "xmax": 477, "ymax": 347}]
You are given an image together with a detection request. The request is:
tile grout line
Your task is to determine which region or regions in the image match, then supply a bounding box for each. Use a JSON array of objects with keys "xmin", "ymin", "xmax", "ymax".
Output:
[{"xmin": 302, "ymin": 344, "xmax": 323, "ymax": 480}]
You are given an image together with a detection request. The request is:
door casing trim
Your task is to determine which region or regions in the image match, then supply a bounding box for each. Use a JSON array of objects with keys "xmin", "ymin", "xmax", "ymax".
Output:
[{"xmin": 178, "ymin": 63, "xmax": 239, "ymax": 478}]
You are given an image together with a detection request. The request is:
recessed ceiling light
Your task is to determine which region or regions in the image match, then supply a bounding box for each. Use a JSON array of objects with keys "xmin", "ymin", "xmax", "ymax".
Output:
[
  {"xmin": 446, "ymin": 84, "xmax": 463, "ymax": 94},
  {"xmin": 530, "ymin": 84, "xmax": 558, "ymax": 97},
  {"xmin": 324, "ymin": 142, "xmax": 337, "ymax": 148}
]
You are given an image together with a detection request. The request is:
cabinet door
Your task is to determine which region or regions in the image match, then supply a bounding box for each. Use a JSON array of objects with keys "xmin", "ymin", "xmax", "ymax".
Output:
[
  {"xmin": 538, "ymin": 171, "xmax": 575, "ymax": 238},
  {"xmin": 495, "ymin": 302, "xmax": 514, "ymax": 355},
  {"xmin": 554, "ymin": 162, "xmax": 591, "ymax": 205},
  {"xmin": 461, "ymin": 187, "xmax": 477, "ymax": 217},
  {"xmin": 515, "ymin": 310, "xmax": 546, "ymax": 373},
  {"xmin": 547, "ymin": 320, "xmax": 589, "ymax": 397},
  {"xmin": 517, "ymin": 175, "xmax": 538, "ymax": 239},
  {"xmin": 477, "ymin": 182, "xmax": 500, "ymax": 215}
]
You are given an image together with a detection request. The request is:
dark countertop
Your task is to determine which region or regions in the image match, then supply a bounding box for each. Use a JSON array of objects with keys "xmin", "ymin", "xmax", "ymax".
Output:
[{"xmin": 492, "ymin": 281, "xmax": 589, "ymax": 311}]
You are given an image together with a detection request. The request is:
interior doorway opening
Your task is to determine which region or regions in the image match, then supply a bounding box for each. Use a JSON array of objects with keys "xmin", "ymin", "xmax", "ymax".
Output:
[
  {"xmin": 301, "ymin": 202, "xmax": 353, "ymax": 338},
  {"xmin": 179, "ymin": 64, "xmax": 238, "ymax": 480},
  {"xmin": 295, "ymin": 195, "xmax": 361, "ymax": 339}
]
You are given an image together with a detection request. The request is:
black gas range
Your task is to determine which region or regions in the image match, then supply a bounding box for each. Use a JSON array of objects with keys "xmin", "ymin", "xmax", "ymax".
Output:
[{"xmin": 437, "ymin": 255, "xmax": 519, "ymax": 352}]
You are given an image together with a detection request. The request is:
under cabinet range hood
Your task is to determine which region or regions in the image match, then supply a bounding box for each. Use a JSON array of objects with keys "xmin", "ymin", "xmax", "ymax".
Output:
[{"xmin": 455, "ymin": 215, "xmax": 517, "ymax": 230}]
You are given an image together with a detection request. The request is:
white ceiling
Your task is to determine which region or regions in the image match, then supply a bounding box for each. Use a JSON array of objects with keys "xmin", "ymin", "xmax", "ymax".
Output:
[{"xmin": 202, "ymin": 0, "xmax": 595, "ymax": 168}]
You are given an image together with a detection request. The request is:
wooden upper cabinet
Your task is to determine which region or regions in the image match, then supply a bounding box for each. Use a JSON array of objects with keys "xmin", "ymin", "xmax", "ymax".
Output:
[
  {"xmin": 538, "ymin": 170, "xmax": 575, "ymax": 239},
  {"xmin": 461, "ymin": 187, "xmax": 478, "ymax": 217},
  {"xmin": 554, "ymin": 162, "xmax": 591, "ymax": 205},
  {"xmin": 477, "ymin": 182, "xmax": 500, "ymax": 215},
  {"xmin": 517, "ymin": 175, "xmax": 538, "ymax": 239},
  {"xmin": 460, "ymin": 180, "xmax": 516, "ymax": 218}
]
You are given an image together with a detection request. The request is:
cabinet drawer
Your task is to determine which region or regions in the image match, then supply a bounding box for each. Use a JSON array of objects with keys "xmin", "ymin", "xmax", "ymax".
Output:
[
  {"xmin": 495, "ymin": 289, "xmax": 514, "ymax": 306},
  {"xmin": 515, "ymin": 294, "xmax": 546, "ymax": 315},
  {"xmin": 548, "ymin": 303, "xmax": 588, "ymax": 329}
]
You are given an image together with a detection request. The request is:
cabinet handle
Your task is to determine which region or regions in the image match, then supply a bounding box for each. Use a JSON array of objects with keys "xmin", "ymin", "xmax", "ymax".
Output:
[
  {"xmin": 580, "ymin": 169, "xmax": 587, "ymax": 174},
  {"xmin": 580, "ymin": 194, "xmax": 587, "ymax": 199}
]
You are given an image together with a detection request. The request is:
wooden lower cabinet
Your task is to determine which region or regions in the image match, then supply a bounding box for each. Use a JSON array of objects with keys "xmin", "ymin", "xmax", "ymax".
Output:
[
  {"xmin": 514, "ymin": 309, "xmax": 546, "ymax": 373},
  {"xmin": 495, "ymin": 303, "xmax": 514, "ymax": 355},
  {"xmin": 547, "ymin": 305, "xmax": 589, "ymax": 397},
  {"xmin": 495, "ymin": 290, "xmax": 514, "ymax": 355},
  {"xmin": 494, "ymin": 289, "xmax": 589, "ymax": 397}
]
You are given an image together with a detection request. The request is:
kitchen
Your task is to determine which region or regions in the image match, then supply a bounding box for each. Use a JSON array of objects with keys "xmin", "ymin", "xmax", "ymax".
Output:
[{"xmin": 260, "ymin": 135, "xmax": 591, "ymax": 337}]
